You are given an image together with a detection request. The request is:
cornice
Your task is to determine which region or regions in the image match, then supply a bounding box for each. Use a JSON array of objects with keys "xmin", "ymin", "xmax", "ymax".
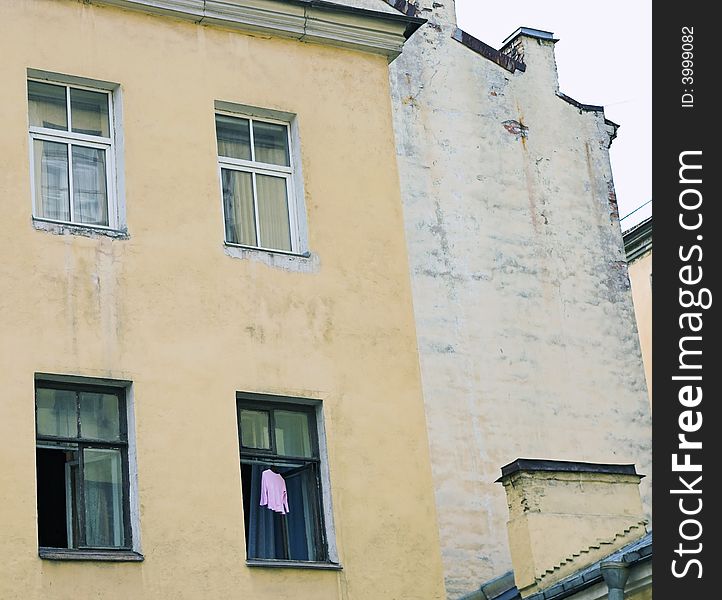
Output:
[{"xmin": 89, "ymin": 0, "xmax": 425, "ymax": 61}]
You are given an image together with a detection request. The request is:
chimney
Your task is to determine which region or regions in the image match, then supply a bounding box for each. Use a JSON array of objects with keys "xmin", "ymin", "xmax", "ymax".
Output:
[
  {"xmin": 500, "ymin": 27, "xmax": 560, "ymax": 91},
  {"xmin": 497, "ymin": 459, "xmax": 647, "ymax": 598}
]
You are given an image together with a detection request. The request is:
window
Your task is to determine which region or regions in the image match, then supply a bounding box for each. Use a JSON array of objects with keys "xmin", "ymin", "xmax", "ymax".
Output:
[
  {"xmin": 237, "ymin": 397, "xmax": 330, "ymax": 564},
  {"xmin": 216, "ymin": 113, "xmax": 302, "ymax": 253},
  {"xmin": 28, "ymin": 79, "xmax": 117, "ymax": 228},
  {"xmin": 35, "ymin": 381, "xmax": 132, "ymax": 555}
]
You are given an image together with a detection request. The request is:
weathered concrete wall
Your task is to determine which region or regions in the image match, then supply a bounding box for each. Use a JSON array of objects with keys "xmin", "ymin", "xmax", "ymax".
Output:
[
  {"xmin": 0, "ymin": 1, "xmax": 445, "ymax": 598},
  {"xmin": 388, "ymin": 1, "xmax": 652, "ymax": 597},
  {"xmin": 628, "ymin": 250, "xmax": 652, "ymax": 405}
]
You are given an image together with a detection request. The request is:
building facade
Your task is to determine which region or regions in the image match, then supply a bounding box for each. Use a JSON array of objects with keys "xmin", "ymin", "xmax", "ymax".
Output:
[
  {"xmin": 623, "ymin": 216, "xmax": 653, "ymax": 406},
  {"xmin": 387, "ymin": 2, "xmax": 653, "ymax": 596},
  {"xmin": 0, "ymin": 1, "xmax": 446, "ymax": 598}
]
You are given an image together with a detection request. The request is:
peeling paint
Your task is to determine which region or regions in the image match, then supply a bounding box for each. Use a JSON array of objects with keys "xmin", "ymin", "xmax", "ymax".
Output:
[
  {"xmin": 607, "ymin": 181, "xmax": 619, "ymax": 223},
  {"xmin": 502, "ymin": 119, "xmax": 528, "ymax": 138}
]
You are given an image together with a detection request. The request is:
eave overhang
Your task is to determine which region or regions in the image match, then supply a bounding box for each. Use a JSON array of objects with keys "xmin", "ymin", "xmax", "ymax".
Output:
[
  {"xmin": 89, "ymin": 0, "xmax": 426, "ymax": 61},
  {"xmin": 623, "ymin": 216, "xmax": 652, "ymax": 262}
]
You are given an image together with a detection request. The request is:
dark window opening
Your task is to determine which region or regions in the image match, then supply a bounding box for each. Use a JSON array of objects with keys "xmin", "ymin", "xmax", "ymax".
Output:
[{"xmin": 36, "ymin": 447, "xmax": 78, "ymax": 548}]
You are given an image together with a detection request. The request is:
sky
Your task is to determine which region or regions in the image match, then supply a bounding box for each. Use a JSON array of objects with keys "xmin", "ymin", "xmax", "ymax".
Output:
[{"xmin": 455, "ymin": 0, "xmax": 652, "ymax": 230}]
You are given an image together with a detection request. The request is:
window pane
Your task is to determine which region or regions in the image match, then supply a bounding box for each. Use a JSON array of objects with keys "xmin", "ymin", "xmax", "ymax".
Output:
[
  {"xmin": 28, "ymin": 81, "xmax": 67, "ymax": 131},
  {"xmin": 79, "ymin": 392, "xmax": 121, "ymax": 441},
  {"xmin": 216, "ymin": 115, "xmax": 251, "ymax": 160},
  {"xmin": 36, "ymin": 388, "xmax": 78, "ymax": 438},
  {"xmin": 83, "ymin": 448, "xmax": 125, "ymax": 548},
  {"xmin": 240, "ymin": 410, "xmax": 270, "ymax": 449},
  {"xmin": 70, "ymin": 88, "xmax": 110, "ymax": 137},
  {"xmin": 253, "ymin": 121, "xmax": 289, "ymax": 166},
  {"xmin": 33, "ymin": 139, "xmax": 70, "ymax": 222},
  {"xmin": 222, "ymin": 169, "xmax": 257, "ymax": 246},
  {"xmin": 274, "ymin": 411, "xmax": 312, "ymax": 457},
  {"xmin": 256, "ymin": 175, "xmax": 291, "ymax": 251},
  {"xmin": 72, "ymin": 146, "xmax": 108, "ymax": 226}
]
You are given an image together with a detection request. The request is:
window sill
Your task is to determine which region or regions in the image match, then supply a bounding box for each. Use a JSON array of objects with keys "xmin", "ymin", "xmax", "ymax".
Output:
[
  {"xmin": 39, "ymin": 548, "xmax": 144, "ymax": 562},
  {"xmin": 246, "ymin": 559, "xmax": 342, "ymax": 571},
  {"xmin": 224, "ymin": 242, "xmax": 310, "ymax": 258},
  {"xmin": 223, "ymin": 243, "xmax": 319, "ymax": 273},
  {"xmin": 32, "ymin": 218, "xmax": 129, "ymax": 240}
]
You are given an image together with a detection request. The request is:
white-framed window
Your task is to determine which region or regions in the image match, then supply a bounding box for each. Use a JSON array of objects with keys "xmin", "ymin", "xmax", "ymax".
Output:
[
  {"xmin": 28, "ymin": 78, "xmax": 118, "ymax": 229},
  {"xmin": 216, "ymin": 112, "xmax": 304, "ymax": 254}
]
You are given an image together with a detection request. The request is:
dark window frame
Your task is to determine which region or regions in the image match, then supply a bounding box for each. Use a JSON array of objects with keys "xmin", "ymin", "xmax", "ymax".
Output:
[
  {"xmin": 35, "ymin": 379, "xmax": 133, "ymax": 553},
  {"xmin": 236, "ymin": 393, "xmax": 329, "ymax": 564}
]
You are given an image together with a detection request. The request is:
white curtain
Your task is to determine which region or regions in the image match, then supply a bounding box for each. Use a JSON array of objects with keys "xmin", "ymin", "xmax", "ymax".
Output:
[
  {"xmin": 222, "ymin": 169, "xmax": 256, "ymax": 245},
  {"xmin": 72, "ymin": 146, "xmax": 108, "ymax": 226},
  {"xmin": 256, "ymin": 175, "xmax": 291, "ymax": 251},
  {"xmin": 34, "ymin": 139, "xmax": 70, "ymax": 221},
  {"xmin": 83, "ymin": 448, "xmax": 124, "ymax": 548}
]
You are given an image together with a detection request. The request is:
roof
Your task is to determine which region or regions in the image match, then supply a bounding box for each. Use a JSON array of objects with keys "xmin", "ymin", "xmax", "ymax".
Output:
[{"xmin": 464, "ymin": 532, "xmax": 652, "ymax": 600}]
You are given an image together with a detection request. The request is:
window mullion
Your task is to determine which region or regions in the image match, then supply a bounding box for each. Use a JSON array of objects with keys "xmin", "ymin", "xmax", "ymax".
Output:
[
  {"xmin": 268, "ymin": 410, "xmax": 276, "ymax": 456},
  {"xmin": 65, "ymin": 86, "xmax": 72, "ymax": 133}
]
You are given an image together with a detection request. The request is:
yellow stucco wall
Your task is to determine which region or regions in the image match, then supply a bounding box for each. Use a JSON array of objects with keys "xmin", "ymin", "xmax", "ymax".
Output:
[
  {"xmin": 628, "ymin": 585, "xmax": 653, "ymax": 600},
  {"xmin": 628, "ymin": 250, "xmax": 652, "ymax": 405},
  {"xmin": 0, "ymin": 1, "xmax": 446, "ymax": 598}
]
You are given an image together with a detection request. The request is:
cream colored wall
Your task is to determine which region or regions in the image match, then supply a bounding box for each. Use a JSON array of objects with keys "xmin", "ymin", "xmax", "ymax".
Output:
[
  {"xmin": 0, "ymin": 1, "xmax": 445, "ymax": 598},
  {"xmin": 628, "ymin": 251, "xmax": 652, "ymax": 405}
]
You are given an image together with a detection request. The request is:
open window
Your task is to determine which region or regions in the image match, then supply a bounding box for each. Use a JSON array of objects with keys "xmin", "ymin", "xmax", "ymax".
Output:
[
  {"xmin": 237, "ymin": 396, "xmax": 331, "ymax": 564},
  {"xmin": 35, "ymin": 380, "xmax": 137, "ymax": 558}
]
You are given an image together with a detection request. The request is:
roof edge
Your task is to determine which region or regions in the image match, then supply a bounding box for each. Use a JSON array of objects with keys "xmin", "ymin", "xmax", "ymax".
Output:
[
  {"xmin": 501, "ymin": 26, "xmax": 558, "ymax": 47},
  {"xmin": 383, "ymin": 0, "xmax": 421, "ymax": 17},
  {"xmin": 623, "ymin": 216, "xmax": 653, "ymax": 262},
  {"xmin": 473, "ymin": 532, "xmax": 653, "ymax": 600},
  {"xmin": 452, "ymin": 28, "xmax": 526, "ymax": 73},
  {"xmin": 89, "ymin": 0, "xmax": 425, "ymax": 61},
  {"xmin": 496, "ymin": 458, "xmax": 641, "ymax": 482}
]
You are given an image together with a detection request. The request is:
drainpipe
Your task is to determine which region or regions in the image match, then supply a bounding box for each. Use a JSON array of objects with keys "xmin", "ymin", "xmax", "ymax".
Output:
[{"xmin": 600, "ymin": 561, "xmax": 630, "ymax": 600}]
